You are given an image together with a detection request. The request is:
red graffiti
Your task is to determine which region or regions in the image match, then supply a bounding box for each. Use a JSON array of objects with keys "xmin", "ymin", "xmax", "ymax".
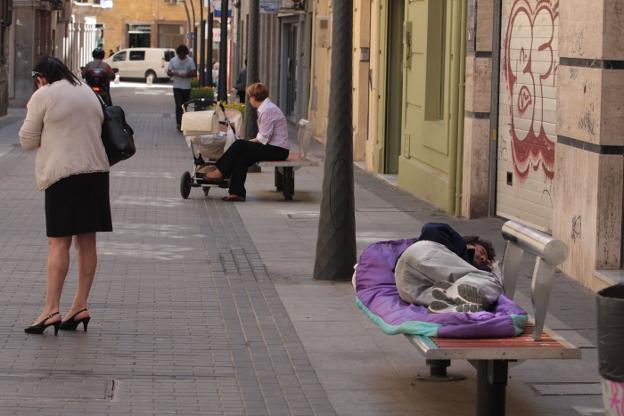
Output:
[{"xmin": 504, "ymin": 0, "xmax": 559, "ymax": 180}]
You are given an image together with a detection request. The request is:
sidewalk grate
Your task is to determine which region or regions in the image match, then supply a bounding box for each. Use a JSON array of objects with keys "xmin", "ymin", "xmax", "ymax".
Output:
[
  {"xmin": 287, "ymin": 211, "xmax": 319, "ymax": 220},
  {"xmin": 0, "ymin": 375, "xmax": 113, "ymax": 401},
  {"xmin": 356, "ymin": 207, "xmax": 418, "ymax": 212},
  {"xmin": 529, "ymin": 382, "xmax": 602, "ymax": 396}
]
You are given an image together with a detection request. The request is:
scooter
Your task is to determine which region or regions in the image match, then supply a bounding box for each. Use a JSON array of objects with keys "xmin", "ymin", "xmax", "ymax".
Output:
[{"xmin": 81, "ymin": 67, "xmax": 117, "ymax": 106}]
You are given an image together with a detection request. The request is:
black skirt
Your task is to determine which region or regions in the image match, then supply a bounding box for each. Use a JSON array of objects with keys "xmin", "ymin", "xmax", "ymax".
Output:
[{"xmin": 45, "ymin": 172, "xmax": 113, "ymax": 237}]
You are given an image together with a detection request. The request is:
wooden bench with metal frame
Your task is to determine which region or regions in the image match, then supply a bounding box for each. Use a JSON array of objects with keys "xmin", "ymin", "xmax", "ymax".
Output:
[
  {"xmin": 406, "ymin": 220, "xmax": 581, "ymax": 416},
  {"xmin": 257, "ymin": 119, "xmax": 318, "ymax": 200}
]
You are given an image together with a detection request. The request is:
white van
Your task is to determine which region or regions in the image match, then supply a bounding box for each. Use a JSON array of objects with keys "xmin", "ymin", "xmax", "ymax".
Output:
[{"xmin": 107, "ymin": 48, "xmax": 175, "ymax": 83}]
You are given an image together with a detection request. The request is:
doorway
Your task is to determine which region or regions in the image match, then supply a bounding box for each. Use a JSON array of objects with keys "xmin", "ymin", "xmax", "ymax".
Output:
[
  {"xmin": 383, "ymin": 0, "xmax": 404, "ymax": 174},
  {"xmin": 280, "ymin": 20, "xmax": 298, "ymax": 119}
]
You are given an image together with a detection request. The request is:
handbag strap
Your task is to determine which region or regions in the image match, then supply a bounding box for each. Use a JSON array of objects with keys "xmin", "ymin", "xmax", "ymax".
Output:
[{"xmin": 93, "ymin": 90, "xmax": 108, "ymax": 109}]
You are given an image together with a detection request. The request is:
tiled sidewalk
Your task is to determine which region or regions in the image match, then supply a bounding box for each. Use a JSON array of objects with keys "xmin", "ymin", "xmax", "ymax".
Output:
[{"xmin": 0, "ymin": 89, "xmax": 335, "ymax": 416}]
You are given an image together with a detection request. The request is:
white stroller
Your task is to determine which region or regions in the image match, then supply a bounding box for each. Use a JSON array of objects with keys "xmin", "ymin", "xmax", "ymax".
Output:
[{"xmin": 179, "ymin": 99, "xmax": 243, "ymax": 198}]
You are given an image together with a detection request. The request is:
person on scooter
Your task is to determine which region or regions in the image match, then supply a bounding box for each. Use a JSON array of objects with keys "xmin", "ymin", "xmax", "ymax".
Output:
[{"xmin": 82, "ymin": 48, "xmax": 115, "ymax": 104}]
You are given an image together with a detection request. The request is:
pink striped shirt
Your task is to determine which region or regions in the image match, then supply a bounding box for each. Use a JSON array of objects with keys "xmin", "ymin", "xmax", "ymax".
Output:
[{"xmin": 256, "ymin": 99, "xmax": 290, "ymax": 150}]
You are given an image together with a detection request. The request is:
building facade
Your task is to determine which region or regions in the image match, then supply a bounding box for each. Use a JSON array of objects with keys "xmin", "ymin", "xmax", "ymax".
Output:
[
  {"xmin": 307, "ymin": 0, "xmax": 624, "ymax": 290},
  {"xmin": 238, "ymin": 0, "xmax": 310, "ymax": 124},
  {"xmin": 9, "ymin": 0, "xmax": 74, "ymax": 107},
  {"xmin": 0, "ymin": 0, "xmax": 13, "ymax": 116},
  {"xmin": 97, "ymin": 0, "xmax": 188, "ymax": 53},
  {"xmin": 463, "ymin": 0, "xmax": 624, "ymax": 290}
]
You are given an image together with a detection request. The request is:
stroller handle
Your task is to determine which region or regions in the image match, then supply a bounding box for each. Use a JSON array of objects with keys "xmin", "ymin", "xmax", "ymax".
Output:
[{"xmin": 182, "ymin": 97, "xmax": 216, "ymax": 112}]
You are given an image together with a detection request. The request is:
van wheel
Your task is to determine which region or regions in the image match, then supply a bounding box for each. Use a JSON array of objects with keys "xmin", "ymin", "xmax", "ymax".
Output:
[{"xmin": 145, "ymin": 71, "xmax": 156, "ymax": 84}]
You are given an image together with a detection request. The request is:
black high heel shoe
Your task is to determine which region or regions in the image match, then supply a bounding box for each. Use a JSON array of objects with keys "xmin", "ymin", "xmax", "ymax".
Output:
[
  {"xmin": 59, "ymin": 308, "xmax": 90, "ymax": 332},
  {"xmin": 24, "ymin": 312, "xmax": 61, "ymax": 335}
]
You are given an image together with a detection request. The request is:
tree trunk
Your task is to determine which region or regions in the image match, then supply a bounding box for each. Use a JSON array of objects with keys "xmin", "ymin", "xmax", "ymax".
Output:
[
  {"xmin": 313, "ymin": 0, "xmax": 356, "ymax": 281},
  {"xmin": 244, "ymin": 0, "xmax": 259, "ymax": 139},
  {"xmin": 218, "ymin": 0, "xmax": 229, "ymax": 101}
]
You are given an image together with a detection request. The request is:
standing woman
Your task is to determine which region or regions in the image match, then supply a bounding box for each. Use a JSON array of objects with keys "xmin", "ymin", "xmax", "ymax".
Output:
[
  {"xmin": 19, "ymin": 56, "xmax": 111, "ymax": 335},
  {"xmin": 204, "ymin": 82, "xmax": 290, "ymax": 201}
]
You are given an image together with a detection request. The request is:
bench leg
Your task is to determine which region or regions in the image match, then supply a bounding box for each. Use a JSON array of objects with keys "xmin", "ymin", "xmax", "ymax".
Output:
[
  {"xmin": 473, "ymin": 360, "xmax": 508, "ymax": 416},
  {"xmin": 281, "ymin": 167, "xmax": 294, "ymax": 200},
  {"xmin": 416, "ymin": 360, "xmax": 465, "ymax": 382},
  {"xmin": 274, "ymin": 168, "xmax": 283, "ymax": 192}
]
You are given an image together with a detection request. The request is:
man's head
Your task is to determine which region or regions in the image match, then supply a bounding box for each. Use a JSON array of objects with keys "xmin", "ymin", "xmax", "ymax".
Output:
[
  {"xmin": 463, "ymin": 236, "xmax": 496, "ymax": 271},
  {"xmin": 176, "ymin": 44, "xmax": 189, "ymax": 59},
  {"xmin": 92, "ymin": 48, "xmax": 105, "ymax": 60}
]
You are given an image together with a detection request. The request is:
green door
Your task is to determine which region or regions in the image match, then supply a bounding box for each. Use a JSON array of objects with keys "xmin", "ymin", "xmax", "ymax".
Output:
[{"xmin": 399, "ymin": 0, "xmax": 464, "ymax": 212}]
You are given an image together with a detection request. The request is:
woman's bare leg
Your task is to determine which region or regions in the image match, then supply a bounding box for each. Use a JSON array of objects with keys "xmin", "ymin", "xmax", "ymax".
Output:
[
  {"xmin": 64, "ymin": 233, "xmax": 97, "ymax": 321},
  {"xmin": 33, "ymin": 236, "xmax": 72, "ymax": 324}
]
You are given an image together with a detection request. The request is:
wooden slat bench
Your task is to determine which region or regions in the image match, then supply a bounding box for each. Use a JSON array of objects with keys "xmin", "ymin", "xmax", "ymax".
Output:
[
  {"xmin": 257, "ymin": 119, "xmax": 318, "ymax": 200},
  {"xmin": 258, "ymin": 155, "xmax": 317, "ymax": 200},
  {"xmin": 401, "ymin": 221, "xmax": 581, "ymax": 416}
]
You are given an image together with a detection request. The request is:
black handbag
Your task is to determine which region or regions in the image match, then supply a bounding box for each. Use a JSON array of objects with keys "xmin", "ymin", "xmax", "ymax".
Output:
[{"xmin": 96, "ymin": 94, "xmax": 136, "ymax": 166}]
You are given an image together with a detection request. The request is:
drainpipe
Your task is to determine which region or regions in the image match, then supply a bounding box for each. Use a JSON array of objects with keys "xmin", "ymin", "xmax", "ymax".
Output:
[
  {"xmin": 453, "ymin": 0, "xmax": 467, "ymax": 217},
  {"xmin": 488, "ymin": 0, "xmax": 502, "ymax": 216},
  {"xmin": 447, "ymin": 0, "xmax": 466, "ymax": 215}
]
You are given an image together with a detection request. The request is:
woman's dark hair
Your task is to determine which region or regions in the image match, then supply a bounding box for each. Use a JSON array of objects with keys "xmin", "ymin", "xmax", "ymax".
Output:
[
  {"xmin": 176, "ymin": 44, "xmax": 189, "ymax": 56},
  {"xmin": 463, "ymin": 235, "xmax": 496, "ymax": 260},
  {"xmin": 33, "ymin": 56, "xmax": 81, "ymax": 86},
  {"xmin": 92, "ymin": 48, "xmax": 105, "ymax": 59}
]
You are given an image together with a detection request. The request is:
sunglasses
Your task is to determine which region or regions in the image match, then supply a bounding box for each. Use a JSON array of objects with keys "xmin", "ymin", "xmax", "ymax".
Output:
[{"xmin": 31, "ymin": 71, "xmax": 43, "ymax": 79}]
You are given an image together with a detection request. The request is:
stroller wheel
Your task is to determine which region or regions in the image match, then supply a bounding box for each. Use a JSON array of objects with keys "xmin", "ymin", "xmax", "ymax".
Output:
[
  {"xmin": 180, "ymin": 171, "xmax": 192, "ymax": 199},
  {"xmin": 202, "ymin": 186, "xmax": 211, "ymax": 196}
]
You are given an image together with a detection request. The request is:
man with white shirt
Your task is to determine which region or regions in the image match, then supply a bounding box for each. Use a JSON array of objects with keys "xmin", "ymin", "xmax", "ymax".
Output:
[
  {"xmin": 167, "ymin": 44, "xmax": 197, "ymax": 132},
  {"xmin": 204, "ymin": 83, "xmax": 290, "ymax": 201}
]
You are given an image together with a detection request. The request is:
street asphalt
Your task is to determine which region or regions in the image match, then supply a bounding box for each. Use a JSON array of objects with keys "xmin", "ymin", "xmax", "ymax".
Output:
[{"xmin": 0, "ymin": 82, "xmax": 604, "ymax": 415}]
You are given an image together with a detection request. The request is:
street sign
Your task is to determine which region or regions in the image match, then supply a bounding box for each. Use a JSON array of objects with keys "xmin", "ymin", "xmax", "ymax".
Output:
[
  {"xmin": 186, "ymin": 32, "xmax": 194, "ymax": 41},
  {"xmin": 260, "ymin": 0, "xmax": 280, "ymax": 13}
]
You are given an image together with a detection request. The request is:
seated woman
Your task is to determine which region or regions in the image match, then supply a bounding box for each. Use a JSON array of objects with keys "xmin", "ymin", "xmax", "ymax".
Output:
[{"xmin": 204, "ymin": 82, "xmax": 290, "ymax": 201}]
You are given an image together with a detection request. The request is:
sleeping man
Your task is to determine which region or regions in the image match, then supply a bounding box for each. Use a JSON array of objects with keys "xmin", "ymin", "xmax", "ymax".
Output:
[{"xmin": 394, "ymin": 223, "xmax": 504, "ymax": 314}]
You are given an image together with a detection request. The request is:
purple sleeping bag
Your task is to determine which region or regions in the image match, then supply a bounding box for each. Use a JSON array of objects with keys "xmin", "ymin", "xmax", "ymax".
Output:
[{"xmin": 355, "ymin": 238, "xmax": 528, "ymax": 338}]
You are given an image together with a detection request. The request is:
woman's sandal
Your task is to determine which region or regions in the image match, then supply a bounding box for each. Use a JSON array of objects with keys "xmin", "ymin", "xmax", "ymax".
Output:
[
  {"xmin": 222, "ymin": 195, "xmax": 245, "ymax": 202},
  {"xmin": 59, "ymin": 308, "xmax": 91, "ymax": 332},
  {"xmin": 24, "ymin": 311, "xmax": 61, "ymax": 335}
]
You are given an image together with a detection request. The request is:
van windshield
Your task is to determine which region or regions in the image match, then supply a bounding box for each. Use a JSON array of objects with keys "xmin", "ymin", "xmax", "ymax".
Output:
[{"xmin": 112, "ymin": 52, "xmax": 127, "ymax": 62}]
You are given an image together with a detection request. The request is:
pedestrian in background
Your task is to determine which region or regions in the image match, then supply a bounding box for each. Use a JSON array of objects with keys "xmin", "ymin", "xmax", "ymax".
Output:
[
  {"xmin": 203, "ymin": 83, "xmax": 290, "ymax": 201},
  {"xmin": 234, "ymin": 60, "xmax": 247, "ymax": 103},
  {"xmin": 19, "ymin": 56, "xmax": 112, "ymax": 335},
  {"xmin": 167, "ymin": 44, "xmax": 197, "ymax": 132}
]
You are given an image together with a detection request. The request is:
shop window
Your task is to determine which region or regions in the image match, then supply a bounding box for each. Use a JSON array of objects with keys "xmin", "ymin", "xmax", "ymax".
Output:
[
  {"xmin": 158, "ymin": 24, "xmax": 184, "ymax": 48},
  {"xmin": 128, "ymin": 24, "xmax": 151, "ymax": 48}
]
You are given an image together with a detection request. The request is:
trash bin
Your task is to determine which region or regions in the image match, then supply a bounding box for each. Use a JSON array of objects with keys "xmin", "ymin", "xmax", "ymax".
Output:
[{"xmin": 597, "ymin": 284, "xmax": 624, "ymax": 415}]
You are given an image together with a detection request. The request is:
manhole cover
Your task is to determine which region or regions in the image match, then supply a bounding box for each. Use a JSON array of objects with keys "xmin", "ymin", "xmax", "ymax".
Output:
[{"xmin": 529, "ymin": 382, "xmax": 602, "ymax": 396}]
